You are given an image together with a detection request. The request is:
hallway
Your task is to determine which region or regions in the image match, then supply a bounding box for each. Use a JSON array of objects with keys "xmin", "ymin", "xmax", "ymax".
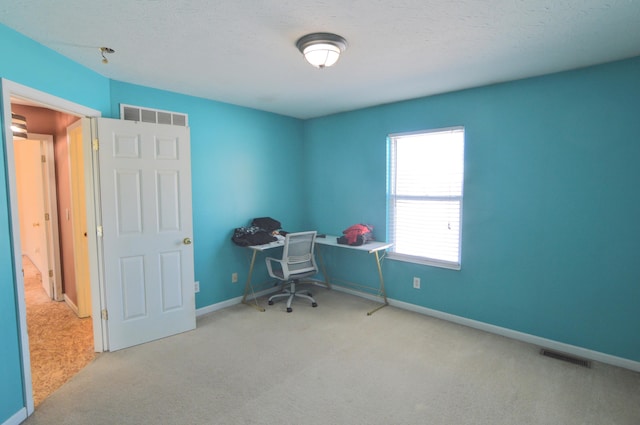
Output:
[{"xmin": 23, "ymin": 256, "xmax": 95, "ymax": 406}]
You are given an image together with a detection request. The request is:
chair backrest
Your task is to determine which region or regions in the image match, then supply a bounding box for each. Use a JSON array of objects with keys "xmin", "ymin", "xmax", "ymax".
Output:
[{"xmin": 282, "ymin": 231, "xmax": 317, "ymax": 276}]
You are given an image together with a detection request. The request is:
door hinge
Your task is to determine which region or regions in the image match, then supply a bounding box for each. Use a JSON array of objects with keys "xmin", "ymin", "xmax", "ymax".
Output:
[
  {"xmin": 97, "ymin": 225, "xmax": 103, "ymax": 237},
  {"xmin": 101, "ymin": 309, "xmax": 108, "ymax": 320},
  {"xmin": 93, "ymin": 138, "xmax": 99, "ymax": 151},
  {"xmin": 41, "ymin": 155, "xmax": 46, "ymax": 163},
  {"xmin": 49, "ymin": 269, "xmax": 53, "ymax": 278},
  {"xmin": 44, "ymin": 212, "xmax": 50, "ymax": 221}
]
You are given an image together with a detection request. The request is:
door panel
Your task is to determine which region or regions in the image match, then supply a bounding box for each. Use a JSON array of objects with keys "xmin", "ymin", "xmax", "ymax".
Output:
[
  {"xmin": 115, "ymin": 169, "xmax": 143, "ymax": 234},
  {"xmin": 160, "ymin": 251, "xmax": 183, "ymax": 310},
  {"xmin": 95, "ymin": 118, "xmax": 195, "ymax": 351},
  {"xmin": 121, "ymin": 255, "xmax": 146, "ymax": 319},
  {"xmin": 157, "ymin": 171, "xmax": 181, "ymax": 231}
]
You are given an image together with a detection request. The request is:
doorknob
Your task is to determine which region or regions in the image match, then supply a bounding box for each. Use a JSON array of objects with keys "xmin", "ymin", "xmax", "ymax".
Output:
[
  {"xmin": 183, "ymin": 237, "xmax": 192, "ymax": 245},
  {"xmin": 33, "ymin": 222, "xmax": 40, "ymax": 227}
]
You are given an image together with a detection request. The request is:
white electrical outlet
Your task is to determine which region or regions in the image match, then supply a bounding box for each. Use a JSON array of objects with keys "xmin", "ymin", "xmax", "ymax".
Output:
[
  {"xmin": 413, "ymin": 277, "xmax": 421, "ymax": 289},
  {"xmin": 194, "ymin": 281, "xmax": 200, "ymax": 293},
  {"xmin": 232, "ymin": 272, "xmax": 238, "ymax": 283}
]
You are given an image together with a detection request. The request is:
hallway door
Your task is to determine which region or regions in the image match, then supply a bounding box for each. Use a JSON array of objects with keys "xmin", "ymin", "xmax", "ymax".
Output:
[
  {"xmin": 92, "ymin": 117, "xmax": 196, "ymax": 351},
  {"xmin": 14, "ymin": 135, "xmax": 62, "ymax": 300}
]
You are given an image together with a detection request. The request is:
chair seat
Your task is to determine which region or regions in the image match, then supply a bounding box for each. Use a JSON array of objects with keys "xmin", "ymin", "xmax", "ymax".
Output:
[{"xmin": 272, "ymin": 270, "xmax": 317, "ymax": 280}]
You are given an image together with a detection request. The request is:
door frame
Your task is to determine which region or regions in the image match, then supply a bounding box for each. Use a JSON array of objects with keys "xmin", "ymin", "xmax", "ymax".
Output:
[
  {"xmin": 67, "ymin": 120, "xmax": 92, "ymax": 317},
  {"xmin": 1, "ymin": 78, "xmax": 103, "ymax": 416}
]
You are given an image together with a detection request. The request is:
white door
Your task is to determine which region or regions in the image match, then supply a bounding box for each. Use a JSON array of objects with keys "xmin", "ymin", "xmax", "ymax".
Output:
[
  {"xmin": 39, "ymin": 135, "xmax": 64, "ymax": 302},
  {"xmin": 14, "ymin": 137, "xmax": 53, "ymax": 298},
  {"xmin": 95, "ymin": 118, "xmax": 195, "ymax": 351},
  {"xmin": 38, "ymin": 135, "xmax": 64, "ymax": 301}
]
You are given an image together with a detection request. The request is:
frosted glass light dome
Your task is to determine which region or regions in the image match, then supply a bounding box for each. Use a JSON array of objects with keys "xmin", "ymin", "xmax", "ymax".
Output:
[{"xmin": 296, "ymin": 33, "xmax": 347, "ymax": 69}]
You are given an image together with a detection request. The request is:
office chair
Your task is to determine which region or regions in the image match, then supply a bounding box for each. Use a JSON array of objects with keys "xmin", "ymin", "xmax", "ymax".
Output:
[{"xmin": 266, "ymin": 231, "xmax": 319, "ymax": 313}]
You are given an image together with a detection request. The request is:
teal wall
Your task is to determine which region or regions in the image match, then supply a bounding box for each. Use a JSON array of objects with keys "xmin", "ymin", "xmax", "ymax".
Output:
[
  {"xmin": 2, "ymin": 20, "xmax": 640, "ymax": 425},
  {"xmin": 303, "ymin": 57, "xmax": 640, "ymax": 362}
]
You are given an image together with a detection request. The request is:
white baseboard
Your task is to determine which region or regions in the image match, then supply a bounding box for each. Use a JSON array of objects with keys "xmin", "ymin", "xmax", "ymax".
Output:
[
  {"xmin": 329, "ymin": 285, "xmax": 640, "ymax": 372},
  {"xmin": 196, "ymin": 296, "xmax": 242, "ymax": 317},
  {"xmin": 197, "ymin": 283, "xmax": 640, "ymax": 372},
  {"xmin": 2, "ymin": 408, "xmax": 26, "ymax": 425},
  {"xmin": 196, "ymin": 286, "xmax": 280, "ymax": 317},
  {"xmin": 63, "ymin": 294, "xmax": 79, "ymax": 315}
]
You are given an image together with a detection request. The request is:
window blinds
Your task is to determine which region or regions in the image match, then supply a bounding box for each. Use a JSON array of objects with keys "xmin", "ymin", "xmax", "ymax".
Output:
[{"xmin": 388, "ymin": 127, "xmax": 465, "ymax": 269}]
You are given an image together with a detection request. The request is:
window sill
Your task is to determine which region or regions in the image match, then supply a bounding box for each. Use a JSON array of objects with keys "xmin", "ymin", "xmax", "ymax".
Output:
[{"xmin": 388, "ymin": 253, "xmax": 461, "ymax": 270}]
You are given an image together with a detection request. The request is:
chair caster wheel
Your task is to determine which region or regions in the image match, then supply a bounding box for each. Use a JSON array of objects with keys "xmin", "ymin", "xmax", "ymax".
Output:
[
  {"xmin": 286, "ymin": 307, "xmax": 293, "ymax": 313},
  {"xmin": 268, "ymin": 300, "xmax": 274, "ymax": 305},
  {"xmin": 312, "ymin": 303, "xmax": 318, "ymax": 308}
]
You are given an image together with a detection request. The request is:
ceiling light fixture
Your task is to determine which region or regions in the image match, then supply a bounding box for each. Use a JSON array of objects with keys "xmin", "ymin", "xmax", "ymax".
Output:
[
  {"xmin": 11, "ymin": 113, "xmax": 28, "ymax": 140},
  {"xmin": 296, "ymin": 33, "xmax": 347, "ymax": 69},
  {"xmin": 100, "ymin": 47, "xmax": 115, "ymax": 64}
]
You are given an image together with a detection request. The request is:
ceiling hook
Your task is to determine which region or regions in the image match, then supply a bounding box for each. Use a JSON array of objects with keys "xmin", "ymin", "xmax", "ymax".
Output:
[{"xmin": 100, "ymin": 47, "xmax": 115, "ymax": 64}]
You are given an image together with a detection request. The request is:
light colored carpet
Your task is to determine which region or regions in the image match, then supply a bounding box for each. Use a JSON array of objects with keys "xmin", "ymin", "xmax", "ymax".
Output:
[
  {"xmin": 23, "ymin": 257, "xmax": 95, "ymax": 407},
  {"xmin": 23, "ymin": 285, "xmax": 640, "ymax": 424}
]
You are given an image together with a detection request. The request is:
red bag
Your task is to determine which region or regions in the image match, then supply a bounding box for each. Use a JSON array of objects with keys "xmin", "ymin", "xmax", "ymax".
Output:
[{"xmin": 338, "ymin": 224, "xmax": 374, "ymax": 246}]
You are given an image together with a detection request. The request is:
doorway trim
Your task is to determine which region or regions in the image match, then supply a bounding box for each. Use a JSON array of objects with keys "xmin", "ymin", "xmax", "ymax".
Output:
[
  {"xmin": 67, "ymin": 120, "xmax": 92, "ymax": 317},
  {"xmin": 1, "ymin": 78, "xmax": 102, "ymax": 416}
]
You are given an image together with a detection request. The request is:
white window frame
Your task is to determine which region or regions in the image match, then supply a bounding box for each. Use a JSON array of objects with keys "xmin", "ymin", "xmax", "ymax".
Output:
[{"xmin": 387, "ymin": 126, "xmax": 465, "ymax": 270}]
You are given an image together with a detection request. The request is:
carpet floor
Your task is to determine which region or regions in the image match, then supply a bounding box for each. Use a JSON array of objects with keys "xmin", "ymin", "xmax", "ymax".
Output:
[
  {"xmin": 23, "ymin": 256, "xmax": 95, "ymax": 406},
  {"xmin": 23, "ymin": 284, "xmax": 640, "ymax": 424}
]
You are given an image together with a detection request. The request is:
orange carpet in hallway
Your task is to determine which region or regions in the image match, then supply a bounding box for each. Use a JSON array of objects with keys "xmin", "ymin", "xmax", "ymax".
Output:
[{"xmin": 23, "ymin": 256, "xmax": 95, "ymax": 406}]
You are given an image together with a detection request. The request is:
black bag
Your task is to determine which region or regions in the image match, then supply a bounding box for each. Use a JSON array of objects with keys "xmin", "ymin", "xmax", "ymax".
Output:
[
  {"xmin": 251, "ymin": 217, "xmax": 281, "ymax": 233},
  {"xmin": 231, "ymin": 226, "xmax": 276, "ymax": 247}
]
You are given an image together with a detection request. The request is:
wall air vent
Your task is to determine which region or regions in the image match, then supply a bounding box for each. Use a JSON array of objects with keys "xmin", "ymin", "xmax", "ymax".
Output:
[
  {"xmin": 540, "ymin": 349, "xmax": 591, "ymax": 368},
  {"xmin": 120, "ymin": 104, "xmax": 188, "ymax": 127}
]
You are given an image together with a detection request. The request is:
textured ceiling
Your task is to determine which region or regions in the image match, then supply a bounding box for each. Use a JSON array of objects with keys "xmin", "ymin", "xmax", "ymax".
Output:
[{"xmin": 1, "ymin": 0, "xmax": 640, "ymax": 119}]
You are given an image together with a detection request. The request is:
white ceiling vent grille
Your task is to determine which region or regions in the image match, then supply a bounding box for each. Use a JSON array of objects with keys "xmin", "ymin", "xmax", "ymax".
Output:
[{"xmin": 120, "ymin": 104, "xmax": 188, "ymax": 127}]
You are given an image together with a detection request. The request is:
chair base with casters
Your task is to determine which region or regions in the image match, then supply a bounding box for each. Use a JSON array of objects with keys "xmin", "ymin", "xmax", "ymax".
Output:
[
  {"xmin": 268, "ymin": 278, "xmax": 318, "ymax": 313},
  {"xmin": 265, "ymin": 231, "xmax": 319, "ymax": 313}
]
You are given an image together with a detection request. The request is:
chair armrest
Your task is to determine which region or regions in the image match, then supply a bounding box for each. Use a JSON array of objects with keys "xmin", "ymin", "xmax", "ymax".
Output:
[{"xmin": 265, "ymin": 256, "xmax": 285, "ymax": 279}]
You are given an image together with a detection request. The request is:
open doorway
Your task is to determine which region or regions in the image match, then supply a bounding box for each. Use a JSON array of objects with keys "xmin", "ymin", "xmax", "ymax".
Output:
[
  {"xmin": 11, "ymin": 101, "xmax": 95, "ymax": 406},
  {"xmin": 3, "ymin": 79, "xmax": 104, "ymax": 417}
]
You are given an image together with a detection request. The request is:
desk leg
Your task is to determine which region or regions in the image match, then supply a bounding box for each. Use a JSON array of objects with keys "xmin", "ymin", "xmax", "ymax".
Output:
[
  {"xmin": 316, "ymin": 246, "xmax": 332, "ymax": 290},
  {"xmin": 241, "ymin": 249, "xmax": 265, "ymax": 312},
  {"xmin": 366, "ymin": 250, "xmax": 389, "ymax": 316}
]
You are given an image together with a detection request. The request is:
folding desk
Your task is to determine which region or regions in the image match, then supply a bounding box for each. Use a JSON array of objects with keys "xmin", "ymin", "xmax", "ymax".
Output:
[{"xmin": 240, "ymin": 235, "xmax": 392, "ymax": 315}]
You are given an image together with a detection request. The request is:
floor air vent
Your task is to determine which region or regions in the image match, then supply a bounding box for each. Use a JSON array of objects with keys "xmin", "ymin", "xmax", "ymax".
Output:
[{"xmin": 540, "ymin": 349, "xmax": 591, "ymax": 368}]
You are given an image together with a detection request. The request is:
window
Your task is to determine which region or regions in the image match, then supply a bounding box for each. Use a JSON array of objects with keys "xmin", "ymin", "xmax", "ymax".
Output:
[{"xmin": 388, "ymin": 127, "xmax": 465, "ymax": 269}]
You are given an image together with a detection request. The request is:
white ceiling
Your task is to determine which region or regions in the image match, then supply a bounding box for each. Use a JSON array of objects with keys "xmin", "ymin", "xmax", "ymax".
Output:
[{"xmin": 1, "ymin": 1, "xmax": 640, "ymax": 119}]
